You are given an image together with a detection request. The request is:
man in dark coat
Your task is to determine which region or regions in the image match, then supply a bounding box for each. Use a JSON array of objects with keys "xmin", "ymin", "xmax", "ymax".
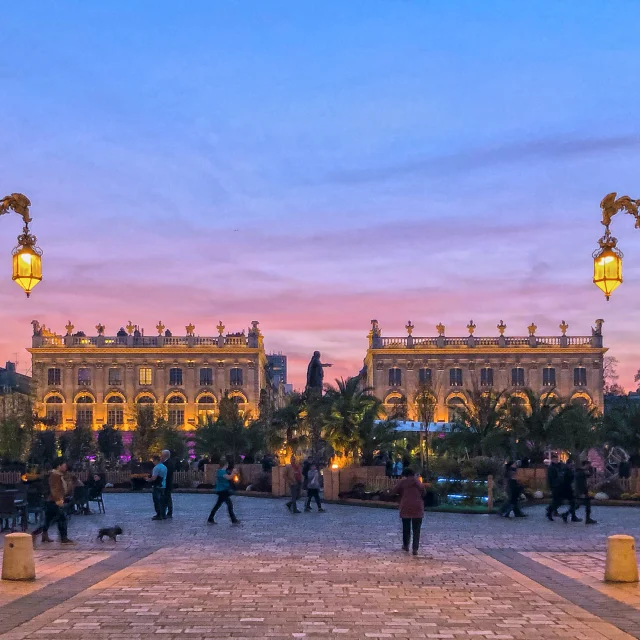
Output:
[
  {"xmin": 546, "ymin": 454, "xmax": 564, "ymax": 521},
  {"xmin": 575, "ymin": 460, "xmax": 597, "ymax": 524},
  {"xmin": 560, "ymin": 459, "xmax": 582, "ymax": 523}
]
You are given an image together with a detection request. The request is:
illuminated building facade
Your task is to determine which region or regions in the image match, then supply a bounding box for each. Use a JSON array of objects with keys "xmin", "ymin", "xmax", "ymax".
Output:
[
  {"xmin": 363, "ymin": 319, "xmax": 606, "ymax": 421},
  {"xmin": 28, "ymin": 320, "xmax": 268, "ymax": 431}
]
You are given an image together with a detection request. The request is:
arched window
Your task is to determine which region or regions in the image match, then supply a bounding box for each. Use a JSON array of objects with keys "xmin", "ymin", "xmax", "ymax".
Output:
[
  {"xmin": 447, "ymin": 396, "xmax": 465, "ymax": 423},
  {"xmin": 384, "ymin": 393, "xmax": 406, "ymax": 419},
  {"xmin": 571, "ymin": 394, "xmax": 591, "ymax": 408},
  {"xmin": 75, "ymin": 394, "xmax": 94, "ymax": 427},
  {"xmin": 167, "ymin": 395, "xmax": 185, "ymax": 426},
  {"xmin": 136, "ymin": 395, "xmax": 154, "ymax": 404},
  {"xmin": 197, "ymin": 394, "xmax": 217, "ymax": 420},
  {"xmin": 45, "ymin": 395, "xmax": 63, "ymax": 426},
  {"xmin": 106, "ymin": 395, "xmax": 124, "ymax": 426}
]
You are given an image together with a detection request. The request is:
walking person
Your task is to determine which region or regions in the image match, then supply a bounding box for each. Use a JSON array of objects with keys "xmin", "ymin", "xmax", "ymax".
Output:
[
  {"xmin": 304, "ymin": 463, "xmax": 325, "ymax": 512},
  {"xmin": 560, "ymin": 458, "xmax": 582, "ymax": 523},
  {"xmin": 285, "ymin": 455, "xmax": 303, "ymax": 514},
  {"xmin": 207, "ymin": 456, "xmax": 240, "ymax": 524},
  {"xmin": 575, "ymin": 459, "xmax": 597, "ymax": 524},
  {"xmin": 149, "ymin": 455, "xmax": 168, "ymax": 520},
  {"xmin": 545, "ymin": 453, "xmax": 564, "ymax": 521},
  {"xmin": 392, "ymin": 468, "xmax": 425, "ymax": 556},
  {"xmin": 162, "ymin": 450, "xmax": 175, "ymax": 519},
  {"xmin": 501, "ymin": 462, "xmax": 527, "ymax": 518},
  {"xmin": 393, "ymin": 457, "xmax": 403, "ymax": 479},
  {"xmin": 31, "ymin": 457, "xmax": 74, "ymax": 544}
]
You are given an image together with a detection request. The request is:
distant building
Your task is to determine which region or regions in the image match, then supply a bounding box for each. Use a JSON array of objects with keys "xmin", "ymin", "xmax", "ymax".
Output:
[
  {"xmin": 267, "ymin": 353, "xmax": 287, "ymax": 385},
  {"xmin": 363, "ymin": 319, "xmax": 606, "ymax": 421},
  {"xmin": 28, "ymin": 320, "xmax": 268, "ymax": 431},
  {"xmin": 0, "ymin": 361, "xmax": 32, "ymax": 420}
]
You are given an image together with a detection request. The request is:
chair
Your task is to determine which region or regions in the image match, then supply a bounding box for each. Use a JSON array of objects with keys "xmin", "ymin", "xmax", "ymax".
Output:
[
  {"xmin": 87, "ymin": 488, "xmax": 105, "ymax": 514},
  {"xmin": 0, "ymin": 493, "xmax": 20, "ymax": 532},
  {"xmin": 26, "ymin": 490, "xmax": 45, "ymax": 524},
  {"xmin": 73, "ymin": 485, "xmax": 89, "ymax": 515}
]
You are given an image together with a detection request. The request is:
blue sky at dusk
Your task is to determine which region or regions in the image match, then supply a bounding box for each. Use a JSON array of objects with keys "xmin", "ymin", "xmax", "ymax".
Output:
[{"xmin": 1, "ymin": 1, "xmax": 640, "ymax": 388}]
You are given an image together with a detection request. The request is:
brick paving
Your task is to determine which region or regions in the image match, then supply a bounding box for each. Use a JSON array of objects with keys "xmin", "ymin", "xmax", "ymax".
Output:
[{"xmin": 0, "ymin": 494, "xmax": 638, "ymax": 639}]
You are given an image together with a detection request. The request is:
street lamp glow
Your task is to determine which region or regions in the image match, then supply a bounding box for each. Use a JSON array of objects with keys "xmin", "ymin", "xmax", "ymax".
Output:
[
  {"xmin": 12, "ymin": 231, "xmax": 43, "ymax": 298},
  {"xmin": 592, "ymin": 243, "xmax": 622, "ymax": 301}
]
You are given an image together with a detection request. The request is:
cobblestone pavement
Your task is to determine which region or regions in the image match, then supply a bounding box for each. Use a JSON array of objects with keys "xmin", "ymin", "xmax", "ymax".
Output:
[{"xmin": 0, "ymin": 494, "xmax": 639, "ymax": 639}]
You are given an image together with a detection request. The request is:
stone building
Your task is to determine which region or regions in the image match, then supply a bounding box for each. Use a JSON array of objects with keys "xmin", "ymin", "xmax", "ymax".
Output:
[
  {"xmin": 363, "ymin": 319, "xmax": 606, "ymax": 421},
  {"xmin": 28, "ymin": 319, "xmax": 268, "ymax": 431},
  {"xmin": 0, "ymin": 361, "xmax": 32, "ymax": 421}
]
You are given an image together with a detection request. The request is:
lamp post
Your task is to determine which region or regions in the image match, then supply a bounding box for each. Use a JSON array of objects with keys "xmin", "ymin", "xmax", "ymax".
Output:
[
  {"xmin": 0, "ymin": 193, "xmax": 42, "ymax": 297},
  {"xmin": 593, "ymin": 192, "xmax": 640, "ymax": 300}
]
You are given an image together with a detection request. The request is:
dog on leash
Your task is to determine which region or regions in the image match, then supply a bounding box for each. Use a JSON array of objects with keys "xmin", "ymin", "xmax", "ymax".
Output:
[{"xmin": 97, "ymin": 525, "xmax": 123, "ymax": 542}]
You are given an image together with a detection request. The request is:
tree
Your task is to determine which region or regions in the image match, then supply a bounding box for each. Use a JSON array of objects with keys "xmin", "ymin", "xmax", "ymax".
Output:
[
  {"xmin": 131, "ymin": 406, "xmax": 161, "ymax": 461},
  {"xmin": 604, "ymin": 356, "xmax": 625, "ymax": 395},
  {"xmin": 62, "ymin": 424, "xmax": 96, "ymax": 463},
  {"xmin": 97, "ymin": 424, "xmax": 124, "ymax": 461},
  {"xmin": 270, "ymin": 392, "xmax": 306, "ymax": 454},
  {"xmin": 359, "ymin": 414, "xmax": 397, "ymax": 466},
  {"xmin": 29, "ymin": 429, "xmax": 57, "ymax": 466},
  {"xmin": 549, "ymin": 403, "xmax": 600, "ymax": 457},
  {"xmin": 444, "ymin": 388, "xmax": 508, "ymax": 457},
  {"xmin": 0, "ymin": 417, "xmax": 32, "ymax": 462},
  {"xmin": 512, "ymin": 388, "xmax": 561, "ymax": 463},
  {"xmin": 600, "ymin": 399, "xmax": 640, "ymax": 464},
  {"xmin": 414, "ymin": 384, "xmax": 438, "ymax": 471},
  {"xmin": 158, "ymin": 420, "xmax": 187, "ymax": 460},
  {"xmin": 324, "ymin": 376, "xmax": 380, "ymax": 460}
]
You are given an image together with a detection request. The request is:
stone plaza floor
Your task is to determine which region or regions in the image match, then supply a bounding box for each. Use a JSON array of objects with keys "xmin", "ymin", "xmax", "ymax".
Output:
[{"xmin": 0, "ymin": 493, "xmax": 639, "ymax": 639}]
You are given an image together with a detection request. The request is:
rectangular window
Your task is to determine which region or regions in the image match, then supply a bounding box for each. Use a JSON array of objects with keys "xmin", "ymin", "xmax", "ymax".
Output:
[
  {"xmin": 139, "ymin": 367, "xmax": 152, "ymax": 385},
  {"xmin": 388, "ymin": 368, "xmax": 402, "ymax": 387},
  {"xmin": 47, "ymin": 368, "xmax": 61, "ymax": 386},
  {"xmin": 574, "ymin": 367, "xmax": 587, "ymax": 387},
  {"xmin": 77, "ymin": 367, "xmax": 91, "ymax": 386},
  {"xmin": 230, "ymin": 367, "xmax": 243, "ymax": 386},
  {"xmin": 168, "ymin": 409, "xmax": 184, "ymax": 426},
  {"xmin": 46, "ymin": 408, "xmax": 62, "ymax": 425},
  {"xmin": 418, "ymin": 368, "xmax": 432, "ymax": 385},
  {"xmin": 108, "ymin": 368, "xmax": 122, "ymax": 386},
  {"xmin": 76, "ymin": 408, "xmax": 93, "ymax": 427},
  {"xmin": 480, "ymin": 367, "xmax": 493, "ymax": 387},
  {"xmin": 169, "ymin": 367, "xmax": 183, "ymax": 386},
  {"xmin": 449, "ymin": 368, "xmax": 463, "ymax": 387},
  {"xmin": 107, "ymin": 408, "xmax": 124, "ymax": 426},
  {"xmin": 543, "ymin": 367, "xmax": 556, "ymax": 387},
  {"xmin": 511, "ymin": 367, "xmax": 525, "ymax": 387},
  {"xmin": 200, "ymin": 367, "xmax": 213, "ymax": 386}
]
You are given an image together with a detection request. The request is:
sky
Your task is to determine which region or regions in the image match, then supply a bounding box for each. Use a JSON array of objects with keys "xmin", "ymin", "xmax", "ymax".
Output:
[{"xmin": 1, "ymin": 1, "xmax": 640, "ymax": 390}]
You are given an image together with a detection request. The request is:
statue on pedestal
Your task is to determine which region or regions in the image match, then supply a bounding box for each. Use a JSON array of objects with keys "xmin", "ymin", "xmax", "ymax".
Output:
[{"xmin": 306, "ymin": 351, "xmax": 332, "ymax": 395}]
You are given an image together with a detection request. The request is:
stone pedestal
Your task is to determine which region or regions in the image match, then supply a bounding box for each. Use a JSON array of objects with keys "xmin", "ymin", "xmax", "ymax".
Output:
[
  {"xmin": 2, "ymin": 533, "xmax": 36, "ymax": 581},
  {"xmin": 605, "ymin": 535, "xmax": 639, "ymax": 583}
]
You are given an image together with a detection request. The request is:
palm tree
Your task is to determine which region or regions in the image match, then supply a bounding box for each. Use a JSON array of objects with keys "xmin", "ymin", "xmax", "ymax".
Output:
[
  {"xmin": 324, "ymin": 376, "xmax": 381, "ymax": 460},
  {"xmin": 414, "ymin": 384, "xmax": 438, "ymax": 471},
  {"xmin": 550, "ymin": 402, "xmax": 600, "ymax": 458},
  {"xmin": 600, "ymin": 399, "xmax": 640, "ymax": 464},
  {"xmin": 445, "ymin": 387, "xmax": 508, "ymax": 457},
  {"xmin": 271, "ymin": 392, "xmax": 306, "ymax": 455}
]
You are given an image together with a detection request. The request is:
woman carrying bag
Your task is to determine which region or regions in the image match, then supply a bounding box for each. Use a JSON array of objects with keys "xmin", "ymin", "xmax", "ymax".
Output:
[{"xmin": 392, "ymin": 468, "xmax": 425, "ymax": 556}]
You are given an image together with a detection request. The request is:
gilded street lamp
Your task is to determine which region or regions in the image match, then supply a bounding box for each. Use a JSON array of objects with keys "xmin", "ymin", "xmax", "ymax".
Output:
[
  {"xmin": 0, "ymin": 193, "xmax": 43, "ymax": 297},
  {"xmin": 593, "ymin": 192, "xmax": 640, "ymax": 300}
]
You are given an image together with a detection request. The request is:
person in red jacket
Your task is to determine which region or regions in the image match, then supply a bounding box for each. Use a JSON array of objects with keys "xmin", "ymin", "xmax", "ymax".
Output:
[{"xmin": 393, "ymin": 468, "xmax": 425, "ymax": 556}]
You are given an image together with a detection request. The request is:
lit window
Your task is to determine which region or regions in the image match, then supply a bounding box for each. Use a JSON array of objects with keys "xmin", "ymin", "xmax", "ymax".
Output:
[
  {"xmin": 169, "ymin": 367, "xmax": 183, "ymax": 386},
  {"xmin": 511, "ymin": 367, "xmax": 525, "ymax": 387},
  {"xmin": 389, "ymin": 368, "xmax": 402, "ymax": 387},
  {"xmin": 139, "ymin": 367, "xmax": 152, "ymax": 385},
  {"xmin": 449, "ymin": 368, "xmax": 463, "ymax": 387},
  {"xmin": 47, "ymin": 368, "xmax": 61, "ymax": 386},
  {"xmin": 230, "ymin": 367, "xmax": 243, "ymax": 386},
  {"xmin": 45, "ymin": 395, "xmax": 63, "ymax": 425},
  {"xmin": 574, "ymin": 367, "xmax": 587, "ymax": 387},
  {"xmin": 106, "ymin": 396, "xmax": 124, "ymax": 426},
  {"xmin": 200, "ymin": 368, "xmax": 213, "ymax": 386},
  {"xmin": 168, "ymin": 395, "xmax": 185, "ymax": 426},
  {"xmin": 197, "ymin": 394, "xmax": 217, "ymax": 419},
  {"xmin": 480, "ymin": 367, "xmax": 493, "ymax": 387},
  {"xmin": 108, "ymin": 368, "xmax": 122, "ymax": 386},
  {"xmin": 447, "ymin": 397, "xmax": 465, "ymax": 422},
  {"xmin": 76, "ymin": 394, "xmax": 93, "ymax": 427},
  {"xmin": 543, "ymin": 367, "xmax": 556, "ymax": 387},
  {"xmin": 78, "ymin": 367, "xmax": 91, "ymax": 386},
  {"xmin": 418, "ymin": 368, "xmax": 432, "ymax": 385}
]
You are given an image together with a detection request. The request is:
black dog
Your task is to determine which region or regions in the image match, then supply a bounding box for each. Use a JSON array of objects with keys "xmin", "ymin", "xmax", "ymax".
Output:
[{"xmin": 97, "ymin": 526, "xmax": 123, "ymax": 542}]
